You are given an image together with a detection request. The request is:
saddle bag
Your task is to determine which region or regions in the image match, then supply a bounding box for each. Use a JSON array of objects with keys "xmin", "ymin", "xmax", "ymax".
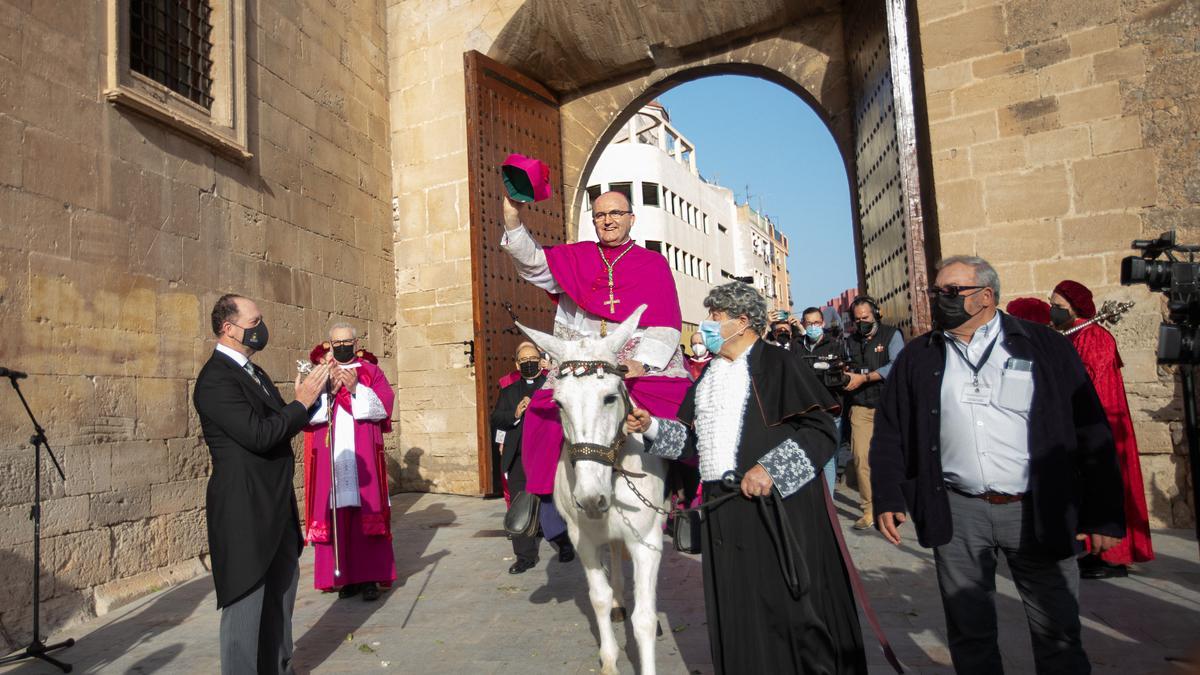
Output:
[
  {"xmin": 504, "ymin": 491, "xmax": 541, "ymax": 538},
  {"xmin": 671, "ymin": 507, "xmax": 703, "ymax": 554}
]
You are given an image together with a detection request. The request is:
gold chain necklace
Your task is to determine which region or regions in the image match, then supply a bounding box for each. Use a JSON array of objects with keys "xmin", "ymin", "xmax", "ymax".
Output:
[{"xmin": 597, "ymin": 240, "xmax": 636, "ymax": 337}]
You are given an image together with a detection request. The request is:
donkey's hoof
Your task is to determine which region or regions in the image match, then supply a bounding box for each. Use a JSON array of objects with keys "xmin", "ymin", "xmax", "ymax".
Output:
[
  {"xmin": 656, "ymin": 620, "xmax": 664, "ymax": 637},
  {"xmin": 610, "ymin": 606, "xmax": 627, "ymax": 623}
]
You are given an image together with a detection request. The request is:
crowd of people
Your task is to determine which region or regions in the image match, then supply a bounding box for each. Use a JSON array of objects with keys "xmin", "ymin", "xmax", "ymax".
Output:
[{"xmin": 191, "ymin": 185, "xmax": 1153, "ymax": 674}]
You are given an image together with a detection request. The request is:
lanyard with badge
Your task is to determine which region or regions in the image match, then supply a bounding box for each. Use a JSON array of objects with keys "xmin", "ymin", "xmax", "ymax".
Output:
[{"xmin": 948, "ymin": 335, "xmax": 999, "ymax": 405}]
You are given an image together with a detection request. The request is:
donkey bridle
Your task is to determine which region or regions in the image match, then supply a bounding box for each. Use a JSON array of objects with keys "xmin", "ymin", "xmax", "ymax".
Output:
[{"xmin": 555, "ymin": 360, "xmax": 639, "ymax": 473}]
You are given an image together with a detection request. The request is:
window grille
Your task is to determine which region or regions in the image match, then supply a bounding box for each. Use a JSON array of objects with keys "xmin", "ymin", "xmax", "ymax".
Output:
[{"xmin": 129, "ymin": 0, "xmax": 215, "ymax": 108}]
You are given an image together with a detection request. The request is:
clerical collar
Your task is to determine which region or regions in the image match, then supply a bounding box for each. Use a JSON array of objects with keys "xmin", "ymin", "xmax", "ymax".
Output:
[{"xmin": 215, "ymin": 342, "xmax": 250, "ymax": 368}]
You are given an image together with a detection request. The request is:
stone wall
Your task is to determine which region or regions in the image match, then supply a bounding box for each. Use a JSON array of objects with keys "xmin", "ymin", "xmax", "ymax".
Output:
[
  {"xmin": 0, "ymin": 0, "xmax": 394, "ymax": 646},
  {"xmin": 385, "ymin": 0, "xmax": 525, "ymax": 495},
  {"xmin": 917, "ymin": 0, "xmax": 1198, "ymax": 526}
]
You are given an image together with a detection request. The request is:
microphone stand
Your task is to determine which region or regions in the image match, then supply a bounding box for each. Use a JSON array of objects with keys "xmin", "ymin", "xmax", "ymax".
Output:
[{"xmin": 0, "ymin": 374, "xmax": 74, "ymax": 672}]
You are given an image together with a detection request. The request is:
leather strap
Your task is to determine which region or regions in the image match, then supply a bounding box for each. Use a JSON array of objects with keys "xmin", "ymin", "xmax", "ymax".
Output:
[{"xmin": 822, "ymin": 481, "xmax": 905, "ymax": 673}]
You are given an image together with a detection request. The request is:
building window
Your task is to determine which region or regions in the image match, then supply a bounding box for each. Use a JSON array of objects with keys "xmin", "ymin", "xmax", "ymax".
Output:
[
  {"xmin": 609, "ymin": 182, "xmax": 633, "ymax": 204},
  {"xmin": 586, "ymin": 184, "xmax": 602, "ymax": 207},
  {"xmin": 129, "ymin": 0, "xmax": 215, "ymax": 108},
  {"xmin": 106, "ymin": 0, "xmax": 249, "ymax": 159},
  {"xmin": 641, "ymin": 182, "xmax": 660, "ymax": 207},
  {"xmin": 702, "ymin": 213, "xmax": 709, "ymax": 234},
  {"xmin": 645, "ymin": 240, "xmax": 662, "ymax": 253},
  {"xmin": 718, "ymin": 223, "xmax": 727, "ymax": 234}
]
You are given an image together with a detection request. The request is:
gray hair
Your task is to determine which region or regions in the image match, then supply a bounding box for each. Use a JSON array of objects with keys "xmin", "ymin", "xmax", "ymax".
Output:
[
  {"xmin": 936, "ymin": 255, "xmax": 1001, "ymax": 298},
  {"xmin": 328, "ymin": 322, "xmax": 357, "ymax": 339},
  {"xmin": 703, "ymin": 282, "xmax": 768, "ymax": 334}
]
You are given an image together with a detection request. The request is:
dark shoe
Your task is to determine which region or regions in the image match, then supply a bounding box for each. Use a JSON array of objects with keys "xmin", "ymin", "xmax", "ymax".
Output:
[
  {"xmin": 509, "ymin": 558, "xmax": 538, "ymax": 574},
  {"xmin": 361, "ymin": 585, "xmax": 382, "ymax": 601},
  {"xmin": 1081, "ymin": 564, "xmax": 1128, "ymax": 580},
  {"xmin": 337, "ymin": 583, "xmax": 362, "ymax": 599},
  {"xmin": 557, "ymin": 540, "xmax": 575, "ymax": 563},
  {"xmin": 1077, "ymin": 554, "xmax": 1103, "ymax": 570}
]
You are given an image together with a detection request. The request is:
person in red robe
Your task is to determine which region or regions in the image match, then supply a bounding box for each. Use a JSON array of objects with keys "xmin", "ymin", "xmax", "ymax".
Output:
[
  {"xmin": 1051, "ymin": 280, "xmax": 1154, "ymax": 578},
  {"xmin": 303, "ymin": 325, "xmax": 397, "ymax": 599},
  {"xmin": 684, "ymin": 331, "xmax": 713, "ymax": 380}
]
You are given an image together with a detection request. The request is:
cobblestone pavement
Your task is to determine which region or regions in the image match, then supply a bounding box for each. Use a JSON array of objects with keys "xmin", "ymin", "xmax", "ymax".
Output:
[{"xmin": 9, "ymin": 489, "xmax": 1199, "ymax": 674}]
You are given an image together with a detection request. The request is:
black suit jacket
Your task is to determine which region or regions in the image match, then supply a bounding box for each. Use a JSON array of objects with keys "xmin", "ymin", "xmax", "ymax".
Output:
[
  {"xmin": 869, "ymin": 312, "xmax": 1125, "ymax": 558},
  {"xmin": 193, "ymin": 350, "xmax": 310, "ymax": 607},
  {"xmin": 489, "ymin": 375, "xmax": 546, "ymax": 475}
]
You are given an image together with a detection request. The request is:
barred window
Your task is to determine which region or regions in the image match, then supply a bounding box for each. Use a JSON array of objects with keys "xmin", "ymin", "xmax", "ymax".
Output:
[{"xmin": 129, "ymin": 0, "xmax": 215, "ymax": 108}]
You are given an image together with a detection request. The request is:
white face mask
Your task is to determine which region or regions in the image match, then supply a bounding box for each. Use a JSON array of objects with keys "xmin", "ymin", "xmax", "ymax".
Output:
[{"xmin": 691, "ymin": 343, "xmax": 708, "ymax": 357}]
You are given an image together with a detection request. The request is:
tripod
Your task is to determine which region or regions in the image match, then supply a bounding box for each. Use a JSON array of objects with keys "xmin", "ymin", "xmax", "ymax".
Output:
[
  {"xmin": 0, "ymin": 373, "xmax": 74, "ymax": 672},
  {"xmin": 1180, "ymin": 366, "xmax": 1200, "ymax": 557}
]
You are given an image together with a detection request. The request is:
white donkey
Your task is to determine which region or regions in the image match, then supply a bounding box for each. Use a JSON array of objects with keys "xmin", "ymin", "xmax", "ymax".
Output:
[{"xmin": 518, "ymin": 305, "xmax": 669, "ymax": 675}]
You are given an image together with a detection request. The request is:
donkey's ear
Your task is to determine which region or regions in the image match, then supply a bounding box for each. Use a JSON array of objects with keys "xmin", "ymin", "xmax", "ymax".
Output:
[
  {"xmin": 516, "ymin": 322, "xmax": 567, "ymax": 363},
  {"xmin": 601, "ymin": 304, "xmax": 647, "ymax": 356}
]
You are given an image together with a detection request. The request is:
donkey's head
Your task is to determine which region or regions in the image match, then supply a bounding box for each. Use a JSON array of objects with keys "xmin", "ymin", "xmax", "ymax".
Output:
[{"xmin": 517, "ymin": 305, "xmax": 646, "ymax": 517}]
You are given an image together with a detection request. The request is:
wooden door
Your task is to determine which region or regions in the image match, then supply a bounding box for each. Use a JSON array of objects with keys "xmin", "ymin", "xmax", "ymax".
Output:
[
  {"xmin": 844, "ymin": 0, "xmax": 934, "ymax": 336},
  {"xmin": 464, "ymin": 51, "xmax": 566, "ymax": 495}
]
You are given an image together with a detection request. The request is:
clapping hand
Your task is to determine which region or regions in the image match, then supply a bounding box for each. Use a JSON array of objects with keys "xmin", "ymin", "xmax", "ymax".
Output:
[
  {"xmin": 333, "ymin": 366, "xmax": 357, "ymax": 395},
  {"xmin": 294, "ymin": 362, "xmax": 331, "ymax": 408}
]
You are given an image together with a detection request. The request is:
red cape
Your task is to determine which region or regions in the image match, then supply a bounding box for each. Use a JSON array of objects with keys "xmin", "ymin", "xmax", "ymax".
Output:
[{"xmin": 1067, "ymin": 321, "xmax": 1153, "ymax": 564}]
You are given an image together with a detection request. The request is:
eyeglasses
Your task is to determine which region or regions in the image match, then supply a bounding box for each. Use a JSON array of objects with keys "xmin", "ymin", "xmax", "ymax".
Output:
[
  {"xmin": 517, "ymin": 358, "xmax": 540, "ymax": 365},
  {"xmin": 802, "ymin": 320, "xmax": 824, "ymax": 328},
  {"xmin": 331, "ymin": 339, "xmax": 355, "ymax": 347},
  {"xmin": 926, "ymin": 285, "xmax": 987, "ymax": 298},
  {"xmin": 592, "ymin": 209, "xmax": 632, "ymax": 223}
]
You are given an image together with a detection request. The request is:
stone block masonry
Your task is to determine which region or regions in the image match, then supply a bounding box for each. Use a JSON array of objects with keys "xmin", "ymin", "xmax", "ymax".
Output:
[
  {"xmin": 0, "ymin": 0, "xmax": 395, "ymax": 649},
  {"xmin": 917, "ymin": 0, "xmax": 1198, "ymax": 527}
]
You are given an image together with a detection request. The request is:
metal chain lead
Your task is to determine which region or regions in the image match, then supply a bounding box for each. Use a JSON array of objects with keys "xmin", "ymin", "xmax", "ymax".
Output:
[{"xmin": 620, "ymin": 470, "xmax": 672, "ymax": 516}]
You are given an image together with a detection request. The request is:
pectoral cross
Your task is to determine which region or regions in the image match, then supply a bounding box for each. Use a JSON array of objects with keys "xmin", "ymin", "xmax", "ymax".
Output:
[{"xmin": 604, "ymin": 291, "xmax": 621, "ymax": 313}]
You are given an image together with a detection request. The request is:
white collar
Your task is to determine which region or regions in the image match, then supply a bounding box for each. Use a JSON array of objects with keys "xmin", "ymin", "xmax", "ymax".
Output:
[{"xmin": 215, "ymin": 342, "xmax": 250, "ymax": 368}]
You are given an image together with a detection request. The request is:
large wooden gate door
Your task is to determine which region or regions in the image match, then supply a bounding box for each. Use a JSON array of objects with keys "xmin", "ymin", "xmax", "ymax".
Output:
[
  {"xmin": 844, "ymin": 0, "xmax": 933, "ymax": 336},
  {"xmin": 464, "ymin": 51, "xmax": 566, "ymax": 495}
]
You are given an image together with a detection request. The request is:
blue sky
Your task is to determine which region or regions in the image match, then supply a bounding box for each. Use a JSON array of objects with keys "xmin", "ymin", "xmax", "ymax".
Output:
[{"xmin": 660, "ymin": 75, "xmax": 858, "ymax": 309}]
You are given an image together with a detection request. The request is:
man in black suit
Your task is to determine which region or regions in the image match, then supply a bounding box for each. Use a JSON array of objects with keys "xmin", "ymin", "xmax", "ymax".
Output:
[
  {"xmin": 490, "ymin": 342, "xmax": 549, "ymax": 574},
  {"xmin": 193, "ymin": 294, "xmax": 330, "ymax": 674}
]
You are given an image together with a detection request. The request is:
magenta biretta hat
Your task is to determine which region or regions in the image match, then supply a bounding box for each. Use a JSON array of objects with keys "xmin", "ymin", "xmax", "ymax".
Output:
[{"xmin": 500, "ymin": 153, "xmax": 553, "ymax": 203}]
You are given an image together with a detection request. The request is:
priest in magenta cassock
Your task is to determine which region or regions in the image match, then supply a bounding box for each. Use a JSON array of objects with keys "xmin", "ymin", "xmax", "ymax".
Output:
[
  {"xmin": 303, "ymin": 324, "xmax": 397, "ymax": 601},
  {"xmin": 500, "ymin": 191, "xmax": 692, "ymax": 507}
]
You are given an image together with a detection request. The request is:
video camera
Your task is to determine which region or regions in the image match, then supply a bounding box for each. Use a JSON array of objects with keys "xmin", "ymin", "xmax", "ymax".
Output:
[
  {"xmin": 1120, "ymin": 231, "xmax": 1200, "ymax": 363},
  {"xmin": 802, "ymin": 354, "xmax": 851, "ymax": 389}
]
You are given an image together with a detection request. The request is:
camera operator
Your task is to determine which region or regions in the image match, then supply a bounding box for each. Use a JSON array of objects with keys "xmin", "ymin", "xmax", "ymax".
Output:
[
  {"xmin": 797, "ymin": 306, "xmax": 846, "ymax": 491},
  {"xmin": 844, "ymin": 296, "xmax": 904, "ymax": 530},
  {"xmin": 767, "ymin": 315, "xmax": 799, "ymax": 351}
]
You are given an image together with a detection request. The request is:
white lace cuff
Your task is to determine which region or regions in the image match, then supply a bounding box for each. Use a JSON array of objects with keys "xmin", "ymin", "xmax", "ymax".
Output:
[
  {"xmin": 757, "ymin": 438, "xmax": 816, "ymax": 498},
  {"xmin": 644, "ymin": 418, "xmax": 688, "ymax": 459},
  {"xmin": 350, "ymin": 385, "xmax": 389, "ymax": 422}
]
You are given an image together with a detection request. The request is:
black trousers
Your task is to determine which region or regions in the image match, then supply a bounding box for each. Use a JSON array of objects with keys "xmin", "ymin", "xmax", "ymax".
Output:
[{"xmin": 505, "ymin": 453, "xmax": 540, "ymax": 562}]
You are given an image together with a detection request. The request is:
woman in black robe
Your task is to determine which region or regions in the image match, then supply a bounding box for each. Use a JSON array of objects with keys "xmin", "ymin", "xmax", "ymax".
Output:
[{"xmin": 628, "ymin": 282, "xmax": 867, "ymax": 674}]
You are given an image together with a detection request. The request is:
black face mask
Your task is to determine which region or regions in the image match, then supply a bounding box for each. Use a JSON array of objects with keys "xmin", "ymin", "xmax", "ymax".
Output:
[
  {"xmin": 236, "ymin": 321, "xmax": 269, "ymax": 351},
  {"xmin": 932, "ymin": 294, "xmax": 977, "ymax": 330},
  {"xmin": 1049, "ymin": 306, "xmax": 1072, "ymax": 327},
  {"xmin": 332, "ymin": 344, "xmax": 356, "ymax": 363},
  {"xmin": 519, "ymin": 361, "xmax": 541, "ymax": 379},
  {"xmin": 773, "ymin": 330, "xmax": 791, "ymax": 343},
  {"xmin": 855, "ymin": 320, "xmax": 875, "ymax": 336}
]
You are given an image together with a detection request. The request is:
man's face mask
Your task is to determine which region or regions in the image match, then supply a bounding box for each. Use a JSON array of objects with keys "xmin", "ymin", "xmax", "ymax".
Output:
[
  {"xmin": 774, "ymin": 329, "xmax": 791, "ymax": 342},
  {"xmin": 1049, "ymin": 306, "xmax": 1073, "ymax": 327},
  {"xmin": 518, "ymin": 360, "xmax": 541, "ymax": 379},
  {"xmin": 855, "ymin": 319, "xmax": 875, "ymax": 336},
  {"xmin": 232, "ymin": 320, "xmax": 269, "ymax": 351},
  {"xmin": 332, "ymin": 343, "xmax": 356, "ymax": 363}
]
